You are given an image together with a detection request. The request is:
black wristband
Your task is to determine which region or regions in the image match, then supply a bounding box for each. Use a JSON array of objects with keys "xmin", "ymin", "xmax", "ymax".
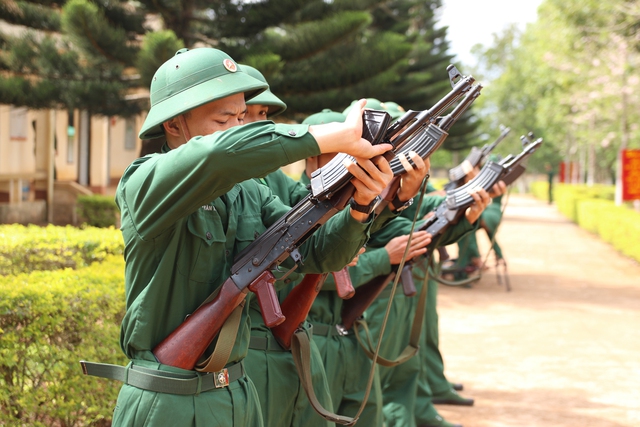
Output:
[
  {"xmin": 390, "ymin": 195, "xmax": 414, "ymax": 213},
  {"xmin": 349, "ymin": 196, "xmax": 381, "ymax": 215}
]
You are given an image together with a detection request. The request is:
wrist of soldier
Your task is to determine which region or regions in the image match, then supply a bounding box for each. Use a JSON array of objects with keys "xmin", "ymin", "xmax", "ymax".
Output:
[
  {"xmin": 310, "ymin": 123, "xmax": 358, "ymax": 154},
  {"xmin": 349, "ymin": 208, "xmax": 371, "ymax": 223}
]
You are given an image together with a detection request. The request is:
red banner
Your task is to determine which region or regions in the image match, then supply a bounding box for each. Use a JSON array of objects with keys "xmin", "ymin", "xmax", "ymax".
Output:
[{"xmin": 621, "ymin": 149, "xmax": 640, "ymax": 201}]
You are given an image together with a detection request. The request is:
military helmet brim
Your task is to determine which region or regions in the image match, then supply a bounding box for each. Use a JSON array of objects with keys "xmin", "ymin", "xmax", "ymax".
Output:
[
  {"xmin": 139, "ymin": 49, "xmax": 268, "ymax": 140},
  {"xmin": 247, "ymin": 89, "xmax": 287, "ymax": 117}
]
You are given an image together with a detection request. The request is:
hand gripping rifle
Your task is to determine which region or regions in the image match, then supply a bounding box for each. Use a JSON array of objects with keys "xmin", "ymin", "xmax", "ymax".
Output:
[
  {"xmin": 340, "ymin": 129, "xmax": 541, "ymax": 331},
  {"xmin": 443, "ymin": 125, "xmax": 511, "ymax": 192},
  {"xmin": 270, "ymin": 66, "xmax": 478, "ymax": 350}
]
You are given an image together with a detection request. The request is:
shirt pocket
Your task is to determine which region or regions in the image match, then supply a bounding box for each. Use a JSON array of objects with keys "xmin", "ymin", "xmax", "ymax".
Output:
[
  {"xmin": 177, "ymin": 210, "xmax": 227, "ymax": 284},
  {"xmin": 233, "ymin": 214, "xmax": 266, "ymax": 256}
]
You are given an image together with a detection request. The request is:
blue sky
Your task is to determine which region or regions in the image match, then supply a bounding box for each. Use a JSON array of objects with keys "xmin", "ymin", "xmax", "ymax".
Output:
[{"xmin": 437, "ymin": 0, "xmax": 544, "ymax": 66}]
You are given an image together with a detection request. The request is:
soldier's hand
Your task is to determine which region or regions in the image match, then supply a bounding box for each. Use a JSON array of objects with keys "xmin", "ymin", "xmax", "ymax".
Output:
[
  {"xmin": 465, "ymin": 187, "xmax": 492, "ymax": 224},
  {"xmin": 395, "ymin": 151, "xmax": 430, "ymax": 202},
  {"xmin": 345, "ymin": 155, "xmax": 393, "ymax": 222},
  {"xmin": 347, "ymin": 247, "xmax": 366, "ymax": 267},
  {"xmin": 308, "ymin": 99, "xmax": 392, "ymax": 159},
  {"xmin": 489, "ymin": 180, "xmax": 507, "ymax": 198},
  {"xmin": 384, "ymin": 231, "xmax": 432, "ymax": 264}
]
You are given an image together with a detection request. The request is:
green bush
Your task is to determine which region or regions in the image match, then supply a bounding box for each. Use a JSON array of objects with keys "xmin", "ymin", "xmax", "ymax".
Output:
[
  {"xmin": 76, "ymin": 195, "xmax": 120, "ymax": 228},
  {"xmin": 553, "ymin": 183, "xmax": 614, "ymax": 222},
  {"xmin": 0, "ymin": 224, "xmax": 124, "ymax": 276},
  {"xmin": 530, "ymin": 181, "xmax": 549, "ymax": 201},
  {"xmin": 577, "ymin": 199, "xmax": 640, "ymax": 262},
  {"xmin": 529, "ymin": 182, "xmax": 640, "ymax": 263},
  {"xmin": 0, "ymin": 256, "xmax": 127, "ymax": 427}
]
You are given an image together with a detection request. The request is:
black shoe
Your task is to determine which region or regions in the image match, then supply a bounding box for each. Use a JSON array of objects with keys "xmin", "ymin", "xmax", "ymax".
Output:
[
  {"xmin": 418, "ymin": 414, "xmax": 463, "ymax": 427},
  {"xmin": 449, "ymin": 382, "xmax": 463, "ymax": 391},
  {"xmin": 432, "ymin": 389, "xmax": 474, "ymax": 406}
]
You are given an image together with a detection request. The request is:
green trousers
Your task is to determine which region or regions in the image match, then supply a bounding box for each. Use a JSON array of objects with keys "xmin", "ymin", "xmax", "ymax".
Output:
[
  {"xmin": 457, "ymin": 207, "xmax": 504, "ymax": 271},
  {"xmin": 313, "ymin": 323, "xmax": 383, "ymax": 427},
  {"xmin": 414, "ymin": 278, "xmax": 451, "ymax": 423},
  {"xmin": 364, "ymin": 285, "xmax": 420, "ymax": 427},
  {"xmin": 112, "ymin": 359, "xmax": 263, "ymax": 427},
  {"xmin": 245, "ymin": 325, "xmax": 333, "ymax": 427}
]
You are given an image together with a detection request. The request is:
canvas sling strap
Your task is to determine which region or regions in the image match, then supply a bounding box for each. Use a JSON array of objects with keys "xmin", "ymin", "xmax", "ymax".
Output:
[
  {"xmin": 192, "ymin": 288, "xmax": 245, "ymax": 373},
  {"xmin": 353, "ymin": 263, "xmax": 430, "ymax": 367},
  {"xmin": 291, "ymin": 329, "xmax": 359, "ymax": 426},
  {"xmin": 353, "ymin": 179, "xmax": 433, "ymax": 366}
]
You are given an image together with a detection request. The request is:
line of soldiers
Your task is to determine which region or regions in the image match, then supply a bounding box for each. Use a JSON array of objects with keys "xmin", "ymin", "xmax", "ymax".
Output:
[{"xmin": 83, "ymin": 47, "xmax": 505, "ymax": 427}]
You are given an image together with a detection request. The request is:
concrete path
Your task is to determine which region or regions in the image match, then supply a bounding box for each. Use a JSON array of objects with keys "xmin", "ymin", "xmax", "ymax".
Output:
[{"xmin": 435, "ymin": 194, "xmax": 640, "ymax": 427}]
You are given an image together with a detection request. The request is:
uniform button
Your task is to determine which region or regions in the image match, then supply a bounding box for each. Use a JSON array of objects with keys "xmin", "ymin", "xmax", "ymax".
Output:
[
  {"xmin": 225, "ymin": 250, "xmax": 230, "ymax": 256},
  {"xmin": 206, "ymin": 232, "xmax": 213, "ymax": 240},
  {"xmin": 284, "ymin": 279, "xmax": 291, "ymax": 284},
  {"xmin": 288, "ymin": 130, "xmax": 297, "ymax": 136}
]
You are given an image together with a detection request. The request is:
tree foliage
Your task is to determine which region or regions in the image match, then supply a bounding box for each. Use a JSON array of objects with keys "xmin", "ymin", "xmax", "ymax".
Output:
[
  {"xmin": 0, "ymin": 0, "xmax": 479, "ymax": 151},
  {"xmin": 470, "ymin": 0, "xmax": 640, "ymax": 176}
]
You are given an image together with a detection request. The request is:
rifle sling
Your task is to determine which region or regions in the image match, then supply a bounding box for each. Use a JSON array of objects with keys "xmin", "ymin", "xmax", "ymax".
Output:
[
  {"xmin": 195, "ymin": 300, "xmax": 245, "ymax": 373},
  {"xmin": 291, "ymin": 329, "xmax": 358, "ymax": 426},
  {"xmin": 353, "ymin": 263, "xmax": 429, "ymax": 367}
]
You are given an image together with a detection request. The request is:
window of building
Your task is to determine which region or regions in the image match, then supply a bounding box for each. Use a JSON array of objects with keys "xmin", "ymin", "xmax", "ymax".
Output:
[
  {"xmin": 10, "ymin": 106, "xmax": 28, "ymax": 140},
  {"xmin": 67, "ymin": 110, "xmax": 75, "ymax": 164},
  {"xmin": 124, "ymin": 117, "xmax": 136, "ymax": 151}
]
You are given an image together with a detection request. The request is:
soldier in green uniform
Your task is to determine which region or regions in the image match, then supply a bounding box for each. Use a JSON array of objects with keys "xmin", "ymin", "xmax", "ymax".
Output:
[
  {"xmin": 239, "ymin": 65, "xmax": 340, "ymax": 427},
  {"xmin": 83, "ymin": 47, "xmax": 403, "ymax": 427},
  {"xmin": 300, "ymin": 105, "xmax": 428, "ymax": 427},
  {"xmin": 237, "ymin": 68, "xmax": 430, "ymax": 427}
]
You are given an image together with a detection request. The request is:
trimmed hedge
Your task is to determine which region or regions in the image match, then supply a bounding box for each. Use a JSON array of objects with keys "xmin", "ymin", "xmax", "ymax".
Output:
[
  {"xmin": 0, "ymin": 255, "xmax": 127, "ymax": 426},
  {"xmin": 554, "ymin": 183, "xmax": 614, "ymax": 222},
  {"xmin": 0, "ymin": 224, "xmax": 124, "ymax": 276},
  {"xmin": 76, "ymin": 195, "xmax": 120, "ymax": 228},
  {"xmin": 577, "ymin": 199, "xmax": 640, "ymax": 262},
  {"xmin": 530, "ymin": 181, "xmax": 549, "ymax": 201},
  {"xmin": 530, "ymin": 183, "xmax": 640, "ymax": 263}
]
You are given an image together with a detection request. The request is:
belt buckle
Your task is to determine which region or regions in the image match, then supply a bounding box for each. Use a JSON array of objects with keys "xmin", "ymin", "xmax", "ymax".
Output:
[
  {"xmin": 335, "ymin": 324, "xmax": 349, "ymax": 336},
  {"xmin": 213, "ymin": 368, "xmax": 230, "ymax": 388}
]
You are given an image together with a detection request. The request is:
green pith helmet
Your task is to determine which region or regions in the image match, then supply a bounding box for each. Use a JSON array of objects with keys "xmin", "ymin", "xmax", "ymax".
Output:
[
  {"xmin": 302, "ymin": 109, "xmax": 346, "ymax": 125},
  {"xmin": 240, "ymin": 64, "xmax": 287, "ymax": 117},
  {"xmin": 383, "ymin": 101, "xmax": 406, "ymax": 120},
  {"xmin": 342, "ymin": 98, "xmax": 387, "ymax": 116},
  {"xmin": 487, "ymin": 153, "xmax": 503, "ymax": 163},
  {"xmin": 139, "ymin": 48, "xmax": 268, "ymax": 140}
]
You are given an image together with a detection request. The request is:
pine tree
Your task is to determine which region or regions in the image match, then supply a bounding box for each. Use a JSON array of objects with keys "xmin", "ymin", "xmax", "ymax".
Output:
[{"xmin": 0, "ymin": 0, "xmax": 478, "ymax": 152}]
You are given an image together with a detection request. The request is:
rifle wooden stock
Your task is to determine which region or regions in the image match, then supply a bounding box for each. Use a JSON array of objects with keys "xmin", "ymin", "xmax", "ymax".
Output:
[
  {"xmin": 153, "ymin": 270, "xmax": 277, "ymax": 370},
  {"xmin": 271, "ymin": 273, "xmax": 326, "ymax": 349},
  {"xmin": 340, "ymin": 272, "xmax": 396, "ymax": 330}
]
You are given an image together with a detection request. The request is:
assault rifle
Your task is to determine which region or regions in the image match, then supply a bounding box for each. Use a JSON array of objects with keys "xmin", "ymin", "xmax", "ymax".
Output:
[
  {"xmin": 340, "ymin": 133, "xmax": 542, "ymax": 330},
  {"xmin": 272, "ymin": 74, "xmax": 483, "ymax": 349},
  {"xmin": 152, "ymin": 65, "xmax": 476, "ymax": 368},
  {"xmin": 443, "ymin": 125, "xmax": 511, "ymax": 192}
]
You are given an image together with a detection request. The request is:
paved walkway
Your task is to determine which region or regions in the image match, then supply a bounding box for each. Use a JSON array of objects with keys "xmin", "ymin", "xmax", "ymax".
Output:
[{"xmin": 435, "ymin": 194, "xmax": 640, "ymax": 427}]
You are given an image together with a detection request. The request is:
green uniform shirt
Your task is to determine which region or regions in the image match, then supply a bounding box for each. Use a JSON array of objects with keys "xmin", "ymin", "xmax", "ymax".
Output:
[{"xmin": 116, "ymin": 122, "xmax": 369, "ymax": 366}]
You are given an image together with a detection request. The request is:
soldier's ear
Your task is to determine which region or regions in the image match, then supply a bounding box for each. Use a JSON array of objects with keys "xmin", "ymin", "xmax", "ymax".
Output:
[{"xmin": 163, "ymin": 118, "xmax": 182, "ymax": 138}]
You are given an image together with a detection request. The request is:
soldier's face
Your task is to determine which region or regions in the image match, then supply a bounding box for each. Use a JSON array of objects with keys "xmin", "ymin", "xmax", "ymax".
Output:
[
  {"xmin": 244, "ymin": 104, "xmax": 269, "ymax": 124},
  {"xmin": 185, "ymin": 93, "xmax": 247, "ymax": 136}
]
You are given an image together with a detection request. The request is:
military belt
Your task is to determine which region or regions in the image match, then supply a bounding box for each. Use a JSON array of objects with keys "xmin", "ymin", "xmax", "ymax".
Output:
[
  {"xmin": 80, "ymin": 360, "xmax": 244, "ymax": 395},
  {"xmin": 310, "ymin": 322, "xmax": 352, "ymax": 337},
  {"xmin": 249, "ymin": 336, "xmax": 287, "ymax": 352}
]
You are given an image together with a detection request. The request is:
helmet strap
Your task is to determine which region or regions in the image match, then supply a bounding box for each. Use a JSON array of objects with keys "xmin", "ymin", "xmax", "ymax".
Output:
[{"xmin": 178, "ymin": 114, "xmax": 192, "ymax": 142}]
